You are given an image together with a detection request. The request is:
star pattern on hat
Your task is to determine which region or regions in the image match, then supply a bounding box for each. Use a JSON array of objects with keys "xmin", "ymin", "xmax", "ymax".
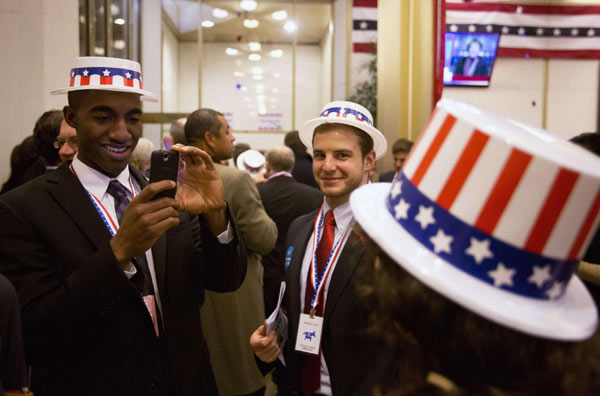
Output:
[
  {"xmin": 430, "ymin": 229, "xmax": 453, "ymax": 254},
  {"xmin": 83, "ymin": 69, "xmax": 89, "ymax": 76},
  {"xmin": 394, "ymin": 198, "xmax": 410, "ymax": 220},
  {"xmin": 546, "ymin": 281, "xmax": 563, "ymax": 299},
  {"xmin": 415, "ymin": 205, "xmax": 435, "ymax": 230},
  {"xmin": 488, "ymin": 263, "xmax": 516, "ymax": 288},
  {"xmin": 102, "ymin": 69, "xmax": 111, "ymax": 77},
  {"xmin": 465, "ymin": 237, "xmax": 493, "ymax": 265},
  {"xmin": 125, "ymin": 72, "xmax": 132, "ymax": 79},
  {"xmin": 390, "ymin": 181, "xmax": 402, "ymax": 199},
  {"xmin": 528, "ymin": 264, "xmax": 552, "ymax": 288}
]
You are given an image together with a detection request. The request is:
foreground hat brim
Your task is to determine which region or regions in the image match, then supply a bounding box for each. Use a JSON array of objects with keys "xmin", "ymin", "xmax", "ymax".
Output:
[
  {"xmin": 51, "ymin": 85, "xmax": 158, "ymax": 102},
  {"xmin": 299, "ymin": 117, "xmax": 387, "ymax": 160},
  {"xmin": 350, "ymin": 182, "xmax": 598, "ymax": 341}
]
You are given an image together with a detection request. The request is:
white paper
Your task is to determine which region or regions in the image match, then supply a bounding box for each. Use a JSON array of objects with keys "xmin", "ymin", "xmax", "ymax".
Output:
[{"xmin": 266, "ymin": 281, "xmax": 288, "ymax": 365}]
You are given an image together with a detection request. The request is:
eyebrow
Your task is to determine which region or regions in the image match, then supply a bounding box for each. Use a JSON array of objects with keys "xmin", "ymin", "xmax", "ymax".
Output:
[{"xmin": 89, "ymin": 106, "xmax": 142, "ymax": 115}]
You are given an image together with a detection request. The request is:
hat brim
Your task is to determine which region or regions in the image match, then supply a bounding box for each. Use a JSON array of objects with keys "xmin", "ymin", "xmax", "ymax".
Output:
[
  {"xmin": 50, "ymin": 85, "xmax": 158, "ymax": 102},
  {"xmin": 299, "ymin": 117, "xmax": 387, "ymax": 160},
  {"xmin": 350, "ymin": 182, "xmax": 598, "ymax": 341}
]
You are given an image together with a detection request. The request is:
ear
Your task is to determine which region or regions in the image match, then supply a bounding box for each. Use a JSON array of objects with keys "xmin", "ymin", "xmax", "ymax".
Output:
[
  {"xmin": 204, "ymin": 131, "xmax": 218, "ymax": 149},
  {"xmin": 63, "ymin": 105, "xmax": 77, "ymax": 129},
  {"xmin": 364, "ymin": 150, "xmax": 376, "ymax": 172}
]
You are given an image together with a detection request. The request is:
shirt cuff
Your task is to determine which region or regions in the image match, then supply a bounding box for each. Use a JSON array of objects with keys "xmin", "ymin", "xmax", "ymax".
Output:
[
  {"xmin": 216, "ymin": 221, "xmax": 234, "ymax": 244},
  {"xmin": 123, "ymin": 261, "xmax": 137, "ymax": 279}
]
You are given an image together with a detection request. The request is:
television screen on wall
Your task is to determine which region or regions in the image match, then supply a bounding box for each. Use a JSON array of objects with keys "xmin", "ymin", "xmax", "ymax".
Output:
[{"xmin": 444, "ymin": 32, "xmax": 500, "ymax": 87}]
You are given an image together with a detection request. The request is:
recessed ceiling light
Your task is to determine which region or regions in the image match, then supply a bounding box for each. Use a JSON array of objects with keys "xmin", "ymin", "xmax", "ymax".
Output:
[
  {"xmin": 233, "ymin": 70, "xmax": 244, "ymax": 77},
  {"xmin": 270, "ymin": 98, "xmax": 278, "ymax": 103},
  {"xmin": 270, "ymin": 49, "xmax": 283, "ymax": 58},
  {"xmin": 212, "ymin": 8, "xmax": 228, "ymax": 19},
  {"xmin": 114, "ymin": 18, "xmax": 125, "ymax": 25},
  {"xmin": 271, "ymin": 87, "xmax": 279, "ymax": 93},
  {"xmin": 248, "ymin": 42, "xmax": 261, "ymax": 51},
  {"xmin": 273, "ymin": 74, "xmax": 281, "ymax": 79},
  {"xmin": 284, "ymin": 21, "xmax": 296, "ymax": 33},
  {"xmin": 258, "ymin": 108, "xmax": 267, "ymax": 115},
  {"xmin": 248, "ymin": 53, "xmax": 261, "ymax": 61},
  {"xmin": 202, "ymin": 20, "xmax": 215, "ymax": 28},
  {"xmin": 272, "ymin": 10, "xmax": 288, "ymax": 21},
  {"xmin": 240, "ymin": 0, "xmax": 257, "ymax": 12},
  {"xmin": 252, "ymin": 75, "xmax": 263, "ymax": 80},
  {"xmin": 251, "ymin": 67, "xmax": 264, "ymax": 74},
  {"xmin": 226, "ymin": 48, "xmax": 240, "ymax": 56},
  {"xmin": 243, "ymin": 18, "xmax": 259, "ymax": 29}
]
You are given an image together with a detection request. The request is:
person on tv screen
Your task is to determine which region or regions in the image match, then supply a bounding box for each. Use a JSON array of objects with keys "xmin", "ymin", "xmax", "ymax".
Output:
[{"xmin": 453, "ymin": 38, "xmax": 490, "ymax": 77}]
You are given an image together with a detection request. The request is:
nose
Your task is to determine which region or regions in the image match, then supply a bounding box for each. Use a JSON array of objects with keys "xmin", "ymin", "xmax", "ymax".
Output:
[
  {"xmin": 322, "ymin": 154, "xmax": 336, "ymax": 172},
  {"xmin": 109, "ymin": 118, "xmax": 130, "ymax": 141}
]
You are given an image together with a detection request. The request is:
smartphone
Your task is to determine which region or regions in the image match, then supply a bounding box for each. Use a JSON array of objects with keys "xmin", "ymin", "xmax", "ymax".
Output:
[{"xmin": 149, "ymin": 150, "xmax": 179, "ymax": 199}]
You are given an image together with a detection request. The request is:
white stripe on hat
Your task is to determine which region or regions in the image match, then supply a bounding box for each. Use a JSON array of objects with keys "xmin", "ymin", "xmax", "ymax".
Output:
[
  {"xmin": 448, "ymin": 135, "xmax": 512, "ymax": 226},
  {"xmin": 112, "ymin": 75, "xmax": 124, "ymax": 87},
  {"xmin": 403, "ymin": 109, "xmax": 448, "ymax": 180},
  {"xmin": 90, "ymin": 74, "xmax": 100, "ymax": 86}
]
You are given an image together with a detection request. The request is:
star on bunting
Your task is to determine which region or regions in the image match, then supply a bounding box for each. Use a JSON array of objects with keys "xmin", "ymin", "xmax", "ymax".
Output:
[
  {"xmin": 465, "ymin": 237, "xmax": 493, "ymax": 265},
  {"xmin": 394, "ymin": 198, "xmax": 410, "ymax": 220},
  {"xmin": 488, "ymin": 263, "xmax": 515, "ymax": 288},
  {"xmin": 527, "ymin": 265, "xmax": 552, "ymax": 288},
  {"xmin": 430, "ymin": 229, "xmax": 453, "ymax": 254},
  {"xmin": 415, "ymin": 205, "xmax": 435, "ymax": 230}
]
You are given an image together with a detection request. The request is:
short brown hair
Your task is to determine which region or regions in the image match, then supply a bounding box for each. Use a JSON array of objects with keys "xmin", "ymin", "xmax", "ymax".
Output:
[
  {"xmin": 392, "ymin": 138, "xmax": 413, "ymax": 154},
  {"xmin": 312, "ymin": 123, "xmax": 373, "ymax": 158}
]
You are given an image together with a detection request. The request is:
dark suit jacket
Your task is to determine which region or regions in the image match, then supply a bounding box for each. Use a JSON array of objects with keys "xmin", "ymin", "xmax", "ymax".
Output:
[
  {"xmin": 257, "ymin": 176, "xmax": 322, "ymax": 314},
  {"xmin": 291, "ymin": 152, "xmax": 319, "ymax": 189},
  {"xmin": 378, "ymin": 171, "xmax": 395, "ymax": 183},
  {"xmin": 278, "ymin": 210, "xmax": 393, "ymax": 396},
  {"xmin": 453, "ymin": 56, "xmax": 490, "ymax": 76},
  {"xmin": 0, "ymin": 163, "xmax": 246, "ymax": 396}
]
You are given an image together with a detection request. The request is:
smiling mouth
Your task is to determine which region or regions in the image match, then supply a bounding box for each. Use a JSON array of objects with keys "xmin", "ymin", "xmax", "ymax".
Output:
[{"xmin": 102, "ymin": 145, "xmax": 129, "ymax": 154}]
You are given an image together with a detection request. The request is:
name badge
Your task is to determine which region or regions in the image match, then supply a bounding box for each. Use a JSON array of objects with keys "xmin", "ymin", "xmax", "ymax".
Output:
[
  {"xmin": 294, "ymin": 313, "xmax": 323, "ymax": 355},
  {"xmin": 143, "ymin": 295, "xmax": 159, "ymax": 337}
]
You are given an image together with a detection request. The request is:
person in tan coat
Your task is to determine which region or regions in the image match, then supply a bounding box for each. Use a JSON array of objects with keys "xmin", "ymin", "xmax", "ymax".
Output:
[{"xmin": 185, "ymin": 109, "xmax": 277, "ymax": 396}]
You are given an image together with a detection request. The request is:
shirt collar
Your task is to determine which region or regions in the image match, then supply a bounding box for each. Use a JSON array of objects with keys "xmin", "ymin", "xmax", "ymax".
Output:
[
  {"xmin": 71, "ymin": 154, "xmax": 133, "ymax": 199},
  {"xmin": 321, "ymin": 199, "xmax": 353, "ymax": 234}
]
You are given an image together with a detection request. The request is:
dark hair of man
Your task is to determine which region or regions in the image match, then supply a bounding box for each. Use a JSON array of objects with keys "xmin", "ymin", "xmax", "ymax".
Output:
[
  {"xmin": 33, "ymin": 109, "xmax": 63, "ymax": 165},
  {"xmin": 312, "ymin": 123, "xmax": 374, "ymax": 159},
  {"xmin": 233, "ymin": 143, "xmax": 251, "ymax": 165},
  {"xmin": 392, "ymin": 138, "xmax": 413, "ymax": 155},
  {"xmin": 570, "ymin": 132, "xmax": 600, "ymax": 156},
  {"xmin": 354, "ymin": 231, "xmax": 600, "ymax": 395},
  {"xmin": 184, "ymin": 108, "xmax": 224, "ymax": 145},
  {"xmin": 266, "ymin": 146, "xmax": 295, "ymax": 172},
  {"xmin": 284, "ymin": 130, "xmax": 307, "ymax": 153}
]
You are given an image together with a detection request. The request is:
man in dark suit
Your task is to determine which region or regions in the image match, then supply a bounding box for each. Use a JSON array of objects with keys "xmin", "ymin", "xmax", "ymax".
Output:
[
  {"xmin": 257, "ymin": 145, "xmax": 322, "ymax": 315},
  {"xmin": 0, "ymin": 57, "xmax": 246, "ymax": 396},
  {"xmin": 452, "ymin": 38, "xmax": 490, "ymax": 77},
  {"xmin": 284, "ymin": 131, "xmax": 319, "ymax": 189},
  {"xmin": 251, "ymin": 101, "xmax": 393, "ymax": 395},
  {"xmin": 378, "ymin": 138, "xmax": 413, "ymax": 182}
]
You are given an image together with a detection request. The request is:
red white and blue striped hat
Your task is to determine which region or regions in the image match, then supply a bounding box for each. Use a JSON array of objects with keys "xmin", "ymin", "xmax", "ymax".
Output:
[
  {"xmin": 51, "ymin": 56, "xmax": 158, "ymax": 102},
  {"xmin": 299, "ymin": 101, "xmax": 387, "ymax": 159},
  {"xmin": 350, "ymin": 99, "xmax": 600, "ymax": 341}
]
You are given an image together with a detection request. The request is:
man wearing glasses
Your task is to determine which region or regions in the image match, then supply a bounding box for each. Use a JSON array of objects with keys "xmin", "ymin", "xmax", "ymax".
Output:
[{"xmin": 54, "ymin": 119, "xmax": 78, "ymax": 162}]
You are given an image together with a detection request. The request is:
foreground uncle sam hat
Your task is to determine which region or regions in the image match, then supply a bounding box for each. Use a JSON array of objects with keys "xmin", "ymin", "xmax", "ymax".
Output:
[
  {"xmin": 350, "ymin": 99, "xmax": 600, "ymax": 341},
  {"xmin": 236, "ymin": 149, "xmax": 266, "ymax": 178},
  {"xmin": 51, "ymin": 56, "xmax": 158, "ymax": 102},
  {"xmin": 299, "ymin": 101, "xmax": 387, "ymax": 159}
]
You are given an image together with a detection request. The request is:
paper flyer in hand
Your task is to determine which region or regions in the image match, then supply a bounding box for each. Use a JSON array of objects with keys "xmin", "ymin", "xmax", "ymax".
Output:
[{"xmin": 266, "ymin": 281, "xmax": 288, "ymax": 365}]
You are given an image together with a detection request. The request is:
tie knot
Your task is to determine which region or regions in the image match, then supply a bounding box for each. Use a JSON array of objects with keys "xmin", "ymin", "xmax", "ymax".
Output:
[
  {"xmin": 106, "ymin": 180, "xmax": 129, "ymax": 200},
  {"xmin": 324, "ymin": 210, "xmax": 336, "ymax": 227}
]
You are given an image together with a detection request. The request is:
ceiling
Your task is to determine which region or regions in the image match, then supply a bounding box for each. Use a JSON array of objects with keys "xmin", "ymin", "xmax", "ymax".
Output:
[{"xmin": 162, "ymin": 0, "xmax": 332, "ymax": 44}]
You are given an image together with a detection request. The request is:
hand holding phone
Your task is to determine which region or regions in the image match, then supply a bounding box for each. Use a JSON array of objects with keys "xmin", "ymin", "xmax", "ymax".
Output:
[{"xmin": 149, "ymin": 150, "xmax": 179, "ymax": 199}]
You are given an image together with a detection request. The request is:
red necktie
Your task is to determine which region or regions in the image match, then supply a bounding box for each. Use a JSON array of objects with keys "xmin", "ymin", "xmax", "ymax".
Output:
[{"xmin": 301, "ymin": 209, "xmax": 335, "ymax": 396}]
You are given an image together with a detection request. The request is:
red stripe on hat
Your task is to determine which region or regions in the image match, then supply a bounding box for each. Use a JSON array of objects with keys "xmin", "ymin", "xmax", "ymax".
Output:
[
  {"xmin": 69, "ymin": 77, "xmax": 74, "ymax": 87},
  {"xmin": 524, "ymin": 169, "xmax": 579, "ymax": 254},
  {"xmin": 139, "ymin": 81, "xmax": 143, "ymax": 89},
  {"xmin": 436, "ymin": 130, "xmax": 489, "ymax": 210},
  {"xmin": 124, "ymin": 78, "xmax": 134, "ymax": 87},
  {"xmin": 411, "ymin": 114, "xmax": 456, "ymax": 187},
  {"xmin": 80, "ymin": 76, "xmax": 90, "ymax": 86},
  {"xmin": 475, "ymin": 149, "xmax": 532, "ymax": 234},
  {"xmin": 568, "ymin": 186, "xmax": 600, "ymax": 259},
  {"xmin": 100, "ymin": 76, "xmax": 113, "ymax": 85}
]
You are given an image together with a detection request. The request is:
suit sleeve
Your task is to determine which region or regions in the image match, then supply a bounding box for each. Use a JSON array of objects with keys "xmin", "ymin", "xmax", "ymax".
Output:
[{"xmin": 227, "ymin": 171, "xmax": 277, "ymax": 255}]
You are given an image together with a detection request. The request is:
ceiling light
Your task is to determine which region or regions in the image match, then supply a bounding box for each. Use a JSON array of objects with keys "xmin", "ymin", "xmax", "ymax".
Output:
[
  {"xmin": 233, "ymin": 70, "xmax": 244, "ymax": 77},
  {"xmin": 251, "ymin": 67, "xmax": 264, "ymax": 74},
  {"xmin": 258, "ymin": 108, "xmax": 267, "ymax": 115},
  {"xmin": 248, "ymin": 53, "xmax": 261, "ymax": 61},
  {"xmin": 248, "ymin": 42, "xmax": 261, "ymax": 51},
  {"xmin": 226, "ymin": 47, "xmax": 240, "ymax": 56},
  {"xmin": 270, "ymin": 49, "xmax": 283, "ymax": 58},
  {"xmin": 243, "ymin": 18, "xmax": 259, "ymax": 29},
  {"xmin": 271, "ymin": 87, "xmax": 279, "ymax": 93},
  {"xmin": 114, "ymin": 18, "xmax": 125, "ymax": 25},
  {"xmin": 273, "ymin": 74, "xmax": 280, "ymax": 80},
  {"xmin": 202, "ymin": 20, "xmax": 215, "ymax": 28},
  {"xmin": 272, "ymin": 10, "xmax": 288, "ymax": 21},
  {"xmin": 252, "ymin": 75, "xmax": 263, "ymax": 80},
  {"xmin": 212, "ymin": 8, "xmax": 228, "ymax": 19},
  {"xmin": 240, "ymin": 0, "xmax": 257, "ymax": 12},
  {"xmin": 257, "ymin": 95, "xmax": 266, "ymax": 102},
  {"xmin": 270, "ymin": 98, "xmax": 278, "ymax": 103},
  {"xmin": 284, "ymin": 21, "xmax": 296, "ymax": 33}
]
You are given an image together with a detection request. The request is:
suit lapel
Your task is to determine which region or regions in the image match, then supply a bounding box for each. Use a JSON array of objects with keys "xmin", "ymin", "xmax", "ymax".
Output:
[
  {"xmin": 323, "ymin": 232, "xmax": 364, "ymax": 327},
  {"xmin": 47, "ymin": 164, "xmax": 112, "ymax": 247}
]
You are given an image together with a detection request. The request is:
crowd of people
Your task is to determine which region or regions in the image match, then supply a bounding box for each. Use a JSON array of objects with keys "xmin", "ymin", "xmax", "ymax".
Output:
[{"xmin": 1, "ymin": 55, "xmax": 600, "ymax": 396}]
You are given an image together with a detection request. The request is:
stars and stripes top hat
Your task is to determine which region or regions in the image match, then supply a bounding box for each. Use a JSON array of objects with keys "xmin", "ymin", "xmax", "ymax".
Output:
[
  {"xmin": 51, "ymin": 56, "xmax": 158, "ymax": 102},
  {"xmin": 298, "ymin": 101, "xmax": 387, "ymax": 159},
  {"xmin": 236, "ymin": 149, "xmax": 266, "ymax": 178},
  {"xmin": 350, "ymin": 98, "xmax": 600, "ymax": 341}
]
